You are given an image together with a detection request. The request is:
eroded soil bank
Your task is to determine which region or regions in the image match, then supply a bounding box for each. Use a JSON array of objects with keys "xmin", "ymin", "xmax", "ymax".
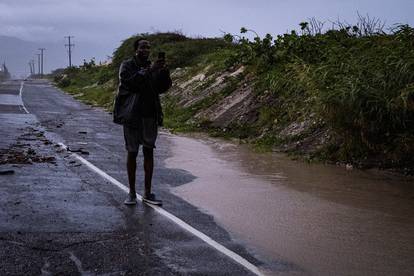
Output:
[{"xmin": 166, "ymin": 133, "xmax": 414, "ymax": 276}]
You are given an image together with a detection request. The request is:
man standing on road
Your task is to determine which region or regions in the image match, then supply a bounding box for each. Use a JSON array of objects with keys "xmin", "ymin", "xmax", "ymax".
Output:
[{"xmin": 113, "ymin": 39, "xmax": 172, "ymax": 206}]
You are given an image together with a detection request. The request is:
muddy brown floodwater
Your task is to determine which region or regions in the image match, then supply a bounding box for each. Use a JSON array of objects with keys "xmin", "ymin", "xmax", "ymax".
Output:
[{"xmin": 164, "ymin": 133, "xmax": 414, "ymax": 276}]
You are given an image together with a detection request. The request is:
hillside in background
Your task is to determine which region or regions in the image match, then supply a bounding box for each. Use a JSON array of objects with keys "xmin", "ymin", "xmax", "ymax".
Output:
[
  {"xmin": 53, "ymin": 22, "xmax": 414, "ymax": 175},
  {"xmin": 0, "ymin": 36, "xmax": 65, "ymax": 77}
]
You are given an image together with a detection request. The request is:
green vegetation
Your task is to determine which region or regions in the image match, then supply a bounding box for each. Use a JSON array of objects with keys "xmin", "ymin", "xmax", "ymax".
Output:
[
  {"xmin": 54, "ymin": 63, "xmax": 115, "ymax": 109},
  {"xmin": 223, "ymin": 21, "xmax": 414, "ymax": 170},
  {"xmin": 111, "ymin": 32, "xmax": 229, "ymax": 72},
  {"xmin": 54, "ymin": 21, "xmax": 414, "ymax": 173}
]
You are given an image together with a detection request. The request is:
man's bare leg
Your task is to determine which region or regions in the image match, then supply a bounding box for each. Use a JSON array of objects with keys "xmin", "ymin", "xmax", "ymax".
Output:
[
  {"xmin": 127, "ymin": 151, "xmax": 138, "ymax": 196},
  {"xmin": 142, "ymin": 146, "xmax": 162, "ymax": 205},
  {"xmin": 143, "ymin": 147, "xmax": 154, "ymax": 197}
]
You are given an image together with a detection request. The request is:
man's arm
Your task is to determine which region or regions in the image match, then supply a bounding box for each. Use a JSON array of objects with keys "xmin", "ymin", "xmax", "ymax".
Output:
[
  {"xmin": 119, "ymin": 61, "xmax": 148, "ymax": 92},
  {"xmin": 154, "ymin": 68, "xmax": 172, "ymax": 94}
]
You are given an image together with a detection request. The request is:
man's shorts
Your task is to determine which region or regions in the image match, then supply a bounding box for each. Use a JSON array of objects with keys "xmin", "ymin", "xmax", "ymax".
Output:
[{"xmin": 123, "ymin": 118, "xmax": 158, "ymax": 152}]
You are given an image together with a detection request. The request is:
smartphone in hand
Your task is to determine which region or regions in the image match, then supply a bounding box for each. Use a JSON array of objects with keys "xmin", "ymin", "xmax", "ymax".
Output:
[
  {"xmin": 158, "ymin": 52, "xmax": 166, "ymax": 61},
  {"xmin": 152, "ymin": 51, "xmax": 166, "ymax": 71}
]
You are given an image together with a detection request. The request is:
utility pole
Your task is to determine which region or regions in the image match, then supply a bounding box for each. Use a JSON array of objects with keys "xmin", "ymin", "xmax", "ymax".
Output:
[
  {"xmin": 30, "ymin": 60, "xmax": 36, "ymax": 76},
  {"xmin": 65, "ymin": 36, "xmax": 74, "ymax": 67},
  {"xmin": 28, "ymin": 61, "xmax": 33, "ymax": 75},
  {"xmin": 38, "ymin": 48, "xmax": 45, "ymax": 77},
  {"xmin": 36, "ymin": 54, "xmax": 41, "ymax": 76}
]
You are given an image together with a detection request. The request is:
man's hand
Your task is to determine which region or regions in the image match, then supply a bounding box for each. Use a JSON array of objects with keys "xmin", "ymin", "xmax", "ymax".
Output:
[
  {"xmin": 137, "ymin": 68, "xmax": 150, "ymax": 76},
  {"xmin": 151, "ymin": 59, "xmax": 167, "ymax": 72}
]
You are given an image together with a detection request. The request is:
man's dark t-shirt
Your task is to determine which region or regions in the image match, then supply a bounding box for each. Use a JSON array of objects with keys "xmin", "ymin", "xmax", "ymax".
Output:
[{"xmin": 134, "ymin": 57, "xmax": 156, "ymax": 118}]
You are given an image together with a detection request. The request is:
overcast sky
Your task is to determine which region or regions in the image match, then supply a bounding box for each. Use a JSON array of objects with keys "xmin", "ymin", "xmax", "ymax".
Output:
[{"xmin": 1, "ymin": 0, "xmax": 413, "ymax": 72}]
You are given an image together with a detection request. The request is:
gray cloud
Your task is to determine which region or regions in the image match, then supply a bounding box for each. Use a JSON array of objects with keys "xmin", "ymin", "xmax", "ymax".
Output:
[
  {"xmin": 1, "ymin": 0, "xmax": 413, "ymax": 74},
  {"xmin": 3, "ymin": 0, "xmax": 413, "ymax": 41}
]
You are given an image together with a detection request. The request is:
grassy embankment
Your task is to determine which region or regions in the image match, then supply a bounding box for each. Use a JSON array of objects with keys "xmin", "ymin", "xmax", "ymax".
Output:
[
  {"xmin": 54, "ymin": 22, "xmax": 414, "ymax": 174},
  {"xmin": 53, "ymin": 33, "xmax": 228, "ymax": 109}
]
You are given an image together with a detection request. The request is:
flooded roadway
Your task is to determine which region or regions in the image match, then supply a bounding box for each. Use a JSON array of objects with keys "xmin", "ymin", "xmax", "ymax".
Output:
[{"xmin": 166, "ymin": 134, "xmax": 414, "ymax": 276}]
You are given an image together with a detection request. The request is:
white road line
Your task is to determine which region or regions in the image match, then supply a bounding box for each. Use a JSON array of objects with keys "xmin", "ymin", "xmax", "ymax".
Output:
[
  {"xmin": 57, "ymin": 142, "xmax": 263, "ymax": 276},
  {"xmin": 19, "ymin": 81, "xmax": 29, "ymax": 114}
]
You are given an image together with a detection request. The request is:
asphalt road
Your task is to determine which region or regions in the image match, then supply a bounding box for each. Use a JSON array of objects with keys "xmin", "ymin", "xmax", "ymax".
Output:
[{"xmin": 0, "ymin": 79, "xmax": 297, "ymax": 275}]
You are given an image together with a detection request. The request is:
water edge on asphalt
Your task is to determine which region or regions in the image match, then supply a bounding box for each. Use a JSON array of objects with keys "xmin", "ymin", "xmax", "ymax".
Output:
[{"xmin": 166, "ymin": 133, "xmax": 414, "ymax": 276}]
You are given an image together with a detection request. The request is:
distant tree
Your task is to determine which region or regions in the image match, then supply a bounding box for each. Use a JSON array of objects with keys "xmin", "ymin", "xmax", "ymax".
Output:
[{"xmin": 0, "ymin": 63, "xmax": 11, "ymax": 81}]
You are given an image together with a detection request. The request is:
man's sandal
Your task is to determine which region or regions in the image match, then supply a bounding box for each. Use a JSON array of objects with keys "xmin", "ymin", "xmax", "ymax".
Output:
[{"xmin": 143, "ymin": 193, "xmax": 162, "ymax": 206}]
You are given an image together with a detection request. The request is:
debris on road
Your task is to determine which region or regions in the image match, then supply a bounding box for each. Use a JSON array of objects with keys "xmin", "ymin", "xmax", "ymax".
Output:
[
  {"xmin": 0, "ymin": 170, "xmax": 14, "ymax": 175},
  {"xmin": 0, "ymin": 148, "xmax": 56, "ymax": 165},
  {"xmin": 67, "ymin": 147, "xmax": 89, "ymax": 155},
  {"xmin": 0, "ymin": 127, "xmax": 56, "ymax": 165}
]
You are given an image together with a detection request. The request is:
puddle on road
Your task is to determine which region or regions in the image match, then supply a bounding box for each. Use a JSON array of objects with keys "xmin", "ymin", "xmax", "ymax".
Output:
[{"xmin": 165, "ymin": 133, "xmax": 414, "ymax": 276}]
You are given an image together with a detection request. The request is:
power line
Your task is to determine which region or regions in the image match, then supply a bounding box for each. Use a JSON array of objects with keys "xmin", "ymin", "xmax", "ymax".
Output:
[{"xmin": 65, "ymin": 36, "xmax": 75, "ymax": 67}]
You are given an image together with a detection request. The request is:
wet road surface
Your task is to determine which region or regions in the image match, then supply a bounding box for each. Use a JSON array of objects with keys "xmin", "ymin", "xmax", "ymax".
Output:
[{"xmin": 0, "ymin": 80, "xmax": 287, "ymax": 275}]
